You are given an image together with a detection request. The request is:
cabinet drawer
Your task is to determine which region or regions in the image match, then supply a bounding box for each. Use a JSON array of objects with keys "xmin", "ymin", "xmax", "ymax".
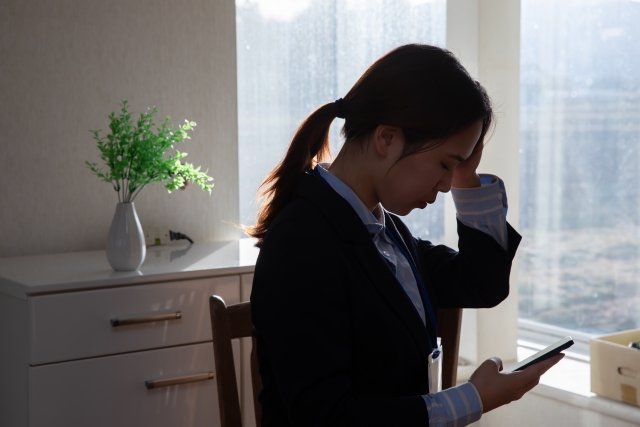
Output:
[
  {"xmin": 29, "ymin": 342, "xmax": 235, "ymax": 427},
  {"xmin": 28, "ymin": 276, "xmax": 239, "ymax": 365}
]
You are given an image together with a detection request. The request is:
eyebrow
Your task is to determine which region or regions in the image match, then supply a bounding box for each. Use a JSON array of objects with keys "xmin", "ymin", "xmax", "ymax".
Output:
[{"xmin": 448, "ymin": 154, "xmax": 467, "ymax": 163}]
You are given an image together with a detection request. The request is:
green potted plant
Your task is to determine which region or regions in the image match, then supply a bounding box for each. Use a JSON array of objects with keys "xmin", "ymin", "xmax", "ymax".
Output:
[{"xmin": 87, "ymin": 101, "xmax": 213, "ymax": 271}]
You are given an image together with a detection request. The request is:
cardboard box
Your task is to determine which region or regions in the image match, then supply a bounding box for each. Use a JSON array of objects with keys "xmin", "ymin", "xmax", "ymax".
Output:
[{"xmin": 590, "ymin": 329, "xmax": 640, "ymax": 406}]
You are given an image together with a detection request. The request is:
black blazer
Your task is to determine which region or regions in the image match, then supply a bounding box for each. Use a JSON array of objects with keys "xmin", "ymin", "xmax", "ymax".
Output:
[{"xmin": 251, "ymin": 171, "xmax": 521, "ymax": 427}]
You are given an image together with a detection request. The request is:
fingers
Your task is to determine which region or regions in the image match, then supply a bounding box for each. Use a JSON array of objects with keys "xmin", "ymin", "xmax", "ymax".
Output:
[
  {"xmin": 469, "ymin": 357, "xmax": 500, "ymax": 385},
  {"xmin": 475, "ymin": 357, "xmax": 503, "ymax": 374},
  {"xmin": 510, "ymin": 378, "xmax": 540, "ymax": 402},
  {"xmin": 489, "ymin": 357, "xmax": 504, "ymax": 372},
  {"xmin": 514, "ymin": 354, "xmax": 564, "ymax": 387},
  {"xmin": 527, "ymin": 354, "xmax": 564, "ymax": 376},
  {"xmin": 470, "ymin": 354, "xmax": 565, "ymax": 412},
  {"xmin": 507, "ymin": 359, "xmax": 554, "ymax": 402},
  {"xmin": 472, "ymin": 138, "xmax": 485, "ymax": 153}
]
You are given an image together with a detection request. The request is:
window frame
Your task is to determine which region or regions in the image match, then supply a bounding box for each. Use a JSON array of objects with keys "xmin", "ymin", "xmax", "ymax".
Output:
[
  {"xmin": 447, "ymin": 0, "xmax": 522, "ymax": 366},
  {"xmin": 234, "ymin": 0, "xmax": 607, "ymax": 365}
]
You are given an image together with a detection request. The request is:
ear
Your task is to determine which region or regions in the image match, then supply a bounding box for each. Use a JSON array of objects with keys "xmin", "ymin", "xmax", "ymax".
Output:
[{"xmin": 372, "ymin": 125, "xmax": 403, "ymax": 159}]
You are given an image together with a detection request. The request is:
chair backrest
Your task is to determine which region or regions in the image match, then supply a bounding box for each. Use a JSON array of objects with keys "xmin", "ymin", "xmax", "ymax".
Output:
[
  {"xmin": 209, "ymin": 296, "xmax": 262, "ymax": 427},
  {"xmin": 436, "ymin": 308, "xmax": 463, "ymax": 390},
  {"xmin": 209, "ymin": 295, "xmax": 462, "ymax": 427}
]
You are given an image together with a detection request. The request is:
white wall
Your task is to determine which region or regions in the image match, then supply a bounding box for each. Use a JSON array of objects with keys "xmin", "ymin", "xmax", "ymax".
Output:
[
  {"xmin": 475, "ymin": 389, "xmax": 639, "ymax": 427},
  {"xmin": 0, "ymin": 0, "xmax": 239, "ymax": 258},
  {"xmin": 447, "ymin": 0, "xmax": 521, "ymax": 366}
]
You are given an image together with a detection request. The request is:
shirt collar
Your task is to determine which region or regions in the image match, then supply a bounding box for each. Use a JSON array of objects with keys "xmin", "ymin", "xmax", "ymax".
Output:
[{"xmin": 314, "ymin": 163, "xmax": 386, "ymax": 233}]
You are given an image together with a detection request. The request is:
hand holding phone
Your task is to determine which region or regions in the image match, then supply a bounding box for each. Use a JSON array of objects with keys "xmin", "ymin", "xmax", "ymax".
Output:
[
  {"xmin": 510, "ymin": 336, "xmax": 574, "ymax": 372},
  {"xmin": 469, "ymin": 338, "xmax": 569, "ymax": 413}
]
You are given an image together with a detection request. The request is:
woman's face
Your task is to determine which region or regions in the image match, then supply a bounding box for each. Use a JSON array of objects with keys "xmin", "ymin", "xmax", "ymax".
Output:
[{"xmin": 377, "ymin": 120, "xmax": 483, "ymax": 216}]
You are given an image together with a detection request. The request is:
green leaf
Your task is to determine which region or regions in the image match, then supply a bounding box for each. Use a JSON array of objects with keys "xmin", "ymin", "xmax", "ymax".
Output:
[{"xmin": 86, "ymin": 101, "xmax": 214, "ymax": 201}]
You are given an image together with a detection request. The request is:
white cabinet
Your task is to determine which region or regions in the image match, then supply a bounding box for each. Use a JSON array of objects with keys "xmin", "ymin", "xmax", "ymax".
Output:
[
  {"xmin": 28, "ymin": 276, "xmax": 240, "ymax": 365},
  {"xmin": 0, "ymin": 241, "xmax": 258, "ymax": 427},
  {"xmin": 30, "ymin": 342, "xmax": 220, "ymax": 427}
]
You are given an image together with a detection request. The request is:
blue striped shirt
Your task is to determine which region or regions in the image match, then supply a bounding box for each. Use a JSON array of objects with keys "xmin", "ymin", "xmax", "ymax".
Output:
[
  {"xmin": 451, "ymin": 174, "xmax": 509, "ymax": 251},
  {"xmin": 315, "ymin": 164, "xmax": 508, "ymax": 426}
]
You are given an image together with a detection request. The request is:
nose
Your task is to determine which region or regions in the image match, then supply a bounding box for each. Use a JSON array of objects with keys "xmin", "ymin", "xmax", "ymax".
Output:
[{"xmin": 435, "ymin": 172, "xmax": 454, "ymax": 193}]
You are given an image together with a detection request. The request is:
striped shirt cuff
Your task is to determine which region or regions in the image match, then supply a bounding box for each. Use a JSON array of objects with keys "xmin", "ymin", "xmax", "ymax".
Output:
[
  {"xmin": 451, "ymin": 174, "xmax": 507, "ymax": 221},
  {"xmin": 451, "ymin": 174, "xmax": 508, "ymax": 251},
  {"xmin": 422, "ymin": 382, "xmax": 483, "ymax": 427}
]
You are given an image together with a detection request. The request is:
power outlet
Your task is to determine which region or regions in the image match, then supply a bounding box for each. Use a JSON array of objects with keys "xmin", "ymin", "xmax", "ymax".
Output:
[{"xmin": 143, "ymin": 226, "xmax": 171, "ymax": 246}]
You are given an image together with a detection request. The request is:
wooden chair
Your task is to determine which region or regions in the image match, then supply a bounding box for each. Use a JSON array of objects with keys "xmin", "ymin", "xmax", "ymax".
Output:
[
  {"xmin": 209, "ymin": 295, "xmax": 462, "ymax": 427},
  {"xmin": 209, "ymin": 296, "xmax": 262, "ymax": 427},
  {"xmin": 437, "ymin": 308, "xmax": 463, "ymax": 390}
]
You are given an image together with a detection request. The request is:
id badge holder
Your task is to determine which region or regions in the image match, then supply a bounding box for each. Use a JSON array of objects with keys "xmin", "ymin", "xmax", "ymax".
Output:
[{"xmin": 427, "ymin": 338, "xmax": 443, "ymax": 393}]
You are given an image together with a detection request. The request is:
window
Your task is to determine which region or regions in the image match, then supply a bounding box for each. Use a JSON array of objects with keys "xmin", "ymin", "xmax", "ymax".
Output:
[
  {"xmin": 519, "ymin": 0, "xmax": 640, "ymax": 337},
  {"xmin": 236, "ymin": 0, "xmax": 447, "ymax": 241}
]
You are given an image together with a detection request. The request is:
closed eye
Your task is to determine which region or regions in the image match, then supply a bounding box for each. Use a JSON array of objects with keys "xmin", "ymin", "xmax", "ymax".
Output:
[{"xmin": 441, "ymin": 162, "xmax": 450, "ymax": 171}]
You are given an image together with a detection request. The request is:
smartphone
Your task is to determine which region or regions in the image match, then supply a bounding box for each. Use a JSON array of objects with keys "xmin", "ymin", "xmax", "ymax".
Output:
[{"xmin": 510, "ymin": 336, "xmax": 574, "ymax": 372}]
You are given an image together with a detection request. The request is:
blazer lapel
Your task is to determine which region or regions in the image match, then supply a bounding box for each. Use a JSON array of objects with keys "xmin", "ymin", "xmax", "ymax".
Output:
[
  {"xmin": 352, "ymin": 239, "xmax": 433, "ymax": 365},
  {"xmin": 384, "ymin": 214, "xmax": 438, "ymax": 344},
  {"xmin": 296, "ymin": 172, "xmax": 433, "ymax": 365}
]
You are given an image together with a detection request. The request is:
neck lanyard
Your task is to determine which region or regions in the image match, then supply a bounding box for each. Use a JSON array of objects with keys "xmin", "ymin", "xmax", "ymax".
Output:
[{"xmin": 384, "ymin": 228, "xmax": 438, "ymax": 350}]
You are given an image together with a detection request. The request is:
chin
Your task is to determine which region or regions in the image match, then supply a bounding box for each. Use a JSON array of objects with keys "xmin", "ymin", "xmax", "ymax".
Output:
[{"xmin": 385, "ymin": 206, "xmax": 413, "ymax": 217}]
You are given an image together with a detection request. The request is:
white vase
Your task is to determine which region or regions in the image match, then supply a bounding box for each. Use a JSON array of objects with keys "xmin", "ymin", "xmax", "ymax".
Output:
[{"xmin": 106, "ymin": 202, "xmax": 146, "ymax": 271}]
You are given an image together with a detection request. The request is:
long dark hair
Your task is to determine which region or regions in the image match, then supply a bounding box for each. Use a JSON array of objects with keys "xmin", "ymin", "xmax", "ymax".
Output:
[{"xmin": 246, "ymin": 44, "xmax": 493, "ymax": 247}]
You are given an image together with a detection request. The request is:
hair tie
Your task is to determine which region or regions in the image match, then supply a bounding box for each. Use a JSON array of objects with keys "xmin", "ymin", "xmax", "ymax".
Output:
[{"xmin": 334, "ymin": 98, "xmax": 345, "ymax": 119}]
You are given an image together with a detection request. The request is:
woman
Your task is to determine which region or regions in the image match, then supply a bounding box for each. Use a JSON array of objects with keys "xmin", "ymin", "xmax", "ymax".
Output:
[{"xmin": 247, "ymin": 44, "xmax": 562, "ymax": 427}]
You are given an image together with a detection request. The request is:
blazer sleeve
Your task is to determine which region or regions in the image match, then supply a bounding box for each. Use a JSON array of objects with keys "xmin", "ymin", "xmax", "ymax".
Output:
[
  {"xmin": 251, "ymin": 213, "xmax": 428, "ymax": 427},
  {"xmin": 415, "ymin": 219, "xmax": 522, "ymax": 309}
]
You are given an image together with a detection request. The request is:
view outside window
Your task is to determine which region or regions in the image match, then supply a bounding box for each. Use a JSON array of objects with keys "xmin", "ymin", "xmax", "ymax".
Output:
[
  {"xmin": 236, "ymin": 0, "xmax": 447, "ymax": 242},
  {"xmin": 519, "ymin": 0, "xmax": 640, "ymax": 334}
]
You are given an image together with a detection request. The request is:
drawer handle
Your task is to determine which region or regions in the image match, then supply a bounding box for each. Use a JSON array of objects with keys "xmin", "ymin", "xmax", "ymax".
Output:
[
  {"xmin": 145, "ymin": 372, "xmax": 214, "ymax": 389},
  {"xmin": 618, "ymin": 367, "xmax": 638, "ymax": 379},
  {"xmin": 111, "ymin": 311, "xmax": 182, "ymax": 327}
]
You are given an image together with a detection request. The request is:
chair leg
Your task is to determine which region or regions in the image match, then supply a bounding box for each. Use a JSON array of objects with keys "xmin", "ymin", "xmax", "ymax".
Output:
[
  {"xmin": 438, "ymin": 308, "xmax": 463, "ymax": 390},
  {"xmin": 210, "ymin": 296, "xmax": 244, "ymax": 427},
  {"xmin": 251, "ymin": 335, "xmax": 263, "ymax": 426}
]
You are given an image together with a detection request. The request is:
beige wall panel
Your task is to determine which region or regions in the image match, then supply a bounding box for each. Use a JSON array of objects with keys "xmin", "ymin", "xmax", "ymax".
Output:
[
  {"xmin": 447, "ymin": 0, "xmax": 521, "ymax": 365},
  {"xmin": 473, "ymin": 390, "xmax": 639, "ymax": 427},
  {"xmin": 475, "ymin": 0, "xmax": 521, "ymax": 363},
  {"xmin": 0, "ymin": 0, "xmax": 239, "ymax": 257}
]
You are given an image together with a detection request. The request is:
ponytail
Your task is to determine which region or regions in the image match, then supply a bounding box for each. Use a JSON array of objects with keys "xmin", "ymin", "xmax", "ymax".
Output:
[{"xmin": 246, "ymin": 102, "xmax": 336, "ymax": 247}]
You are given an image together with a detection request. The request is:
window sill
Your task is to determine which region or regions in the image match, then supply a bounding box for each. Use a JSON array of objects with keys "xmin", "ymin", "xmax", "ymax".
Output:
[{"xmin": 457, "ymin": 343, "xmax": 640, "ymax": 424}]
